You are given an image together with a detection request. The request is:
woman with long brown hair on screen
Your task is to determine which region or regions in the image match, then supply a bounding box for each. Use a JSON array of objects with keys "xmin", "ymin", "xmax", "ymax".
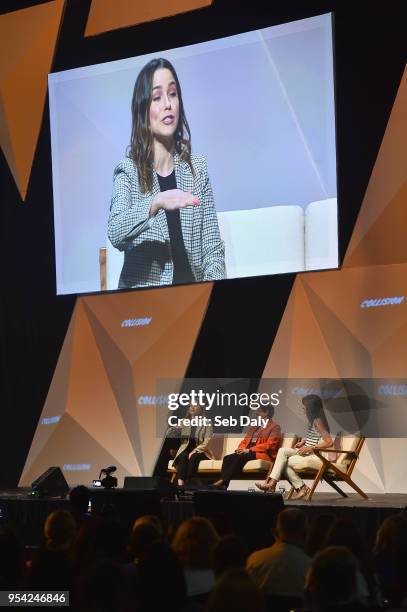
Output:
[{"xmin": 108, "ymin": 57, "xmax": 225, "ymax": 288}]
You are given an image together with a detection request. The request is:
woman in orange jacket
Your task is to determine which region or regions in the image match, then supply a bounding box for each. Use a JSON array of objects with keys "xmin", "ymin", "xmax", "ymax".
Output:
[{"xmin": 211, "ymin": 405, "xmax": 281, "ymax": 490}]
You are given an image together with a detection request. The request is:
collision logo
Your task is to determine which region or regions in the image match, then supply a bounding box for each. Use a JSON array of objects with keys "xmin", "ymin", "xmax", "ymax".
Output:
[
  {"xmin": 41, "ymin": 416, "xmax": 61, "ymax": 425},
  {"xmin": 378, "ymin": 384, "xmax": 407, "ymax": 396},
  {"xmin": 360, "ymin": 296, "xmax": 404, "ymax": 308},
  {"xmin": 121, "ymin": 317, "xmax": 152, "ymax": 327}
]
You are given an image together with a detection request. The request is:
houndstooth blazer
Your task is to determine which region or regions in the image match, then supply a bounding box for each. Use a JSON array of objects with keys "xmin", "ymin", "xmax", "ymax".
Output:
[{"xmin": 108, "ymin": 153, "xmax": 226, "ymax": 288}]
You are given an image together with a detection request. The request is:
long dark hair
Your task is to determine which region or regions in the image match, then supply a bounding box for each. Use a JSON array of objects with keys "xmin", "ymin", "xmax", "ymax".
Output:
[
  {"xmin": 128, "ymin": 58, "xmax": 193, "ymax": 193},
  {"xmin": 302, "ymin": 394, "xmax": 329, "ymax": 431}
]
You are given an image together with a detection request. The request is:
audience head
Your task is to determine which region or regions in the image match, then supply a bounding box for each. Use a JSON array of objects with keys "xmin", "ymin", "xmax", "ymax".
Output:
[
  {"xmin": 44, "ymin": 510, "xmax": 76, "ymax": 552},
  {"xmin": 133, "ymin": 514, "xmax": 163, "ymax": 537},
  {"xmin": 136, "ymin": 541, "xmax": 187, "ymax": 612},
  {"xmin": 77, "ymin": 559, "xmax": 130, "ymax": 612},
  {"xmin": 305, "ymin": 546, "xmax": 359, "ymax": 608},
  {"xmin": 275, "ymin": 508, "xmax": 307, "ymax": 546},
  {"xmin": 172, "ymin": 516, "xmax": 219, "ymax": 569},
  {"xmin": 325, "ymin": 518, "xmax": 368, "ymax": 563},
  {"xmin": 69, "ymin": 485, "xmax": 90, "ymax": 516},
  {"xmin": 306, "ymin": 513, "xmax": 335, "ymax": 557},
  {"xmin": 325, "ymin": 517, "xmax": 376, "ymax": 600},
  {"xmin": 128, "ymin": 521, "xmax": 161, "ymax": 562},
  {"xmin": 213, "ymin": 534, "xmax": 248, "ymax": 578},
  {"xmin": 207, "ymin": 568, "xmax": 267, "ymax": 612},
  {"xmin": 71, "ymin": 516, "xmax": 127, "ymax": 576},
  {"xmin": 375, "ymin": 514, "xmax": 407, "ymax": 606},
  {"xmin": 375, "ymin": 513, "xmax": 407, "ymax": 557},
  {"xmin": 0, "ymin": 528, "xmax": 24, "ymax": 589}
]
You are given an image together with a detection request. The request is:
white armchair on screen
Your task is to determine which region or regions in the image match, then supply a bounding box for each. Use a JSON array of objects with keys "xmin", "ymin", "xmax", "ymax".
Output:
[
  {"xmin": 305, "ymin": 197, "xmax": 338, "ymax": 270},
  {"xmin": 217, "ymin": 205, "xmax": 305, "ymax": 279},
  {"xmin": 100, "ymin": 198, "xmax": 337, "ymax": 290}
]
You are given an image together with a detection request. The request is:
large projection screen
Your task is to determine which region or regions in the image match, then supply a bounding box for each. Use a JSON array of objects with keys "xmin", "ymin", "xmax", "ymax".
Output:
[{"xmin": 49, "ymin": 13, "xmax": 338, "ymax": 295}]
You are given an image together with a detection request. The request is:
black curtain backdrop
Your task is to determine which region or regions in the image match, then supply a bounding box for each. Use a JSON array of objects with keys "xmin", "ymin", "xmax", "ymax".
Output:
[{"xmin": 0, "ymin": 0, "xmax": 405, "ymax": 486}]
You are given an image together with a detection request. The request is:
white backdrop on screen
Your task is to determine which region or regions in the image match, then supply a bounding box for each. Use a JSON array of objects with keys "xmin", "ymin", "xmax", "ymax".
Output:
[{"xmin": 49, "ymin": 13, "xmax": 337, "ymax": 294}]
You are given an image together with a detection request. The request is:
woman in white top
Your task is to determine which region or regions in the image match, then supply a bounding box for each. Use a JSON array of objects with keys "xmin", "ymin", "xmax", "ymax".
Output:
[{"xmin": 256, "ymin": 395, "xmax": 333, "ymax": 499}]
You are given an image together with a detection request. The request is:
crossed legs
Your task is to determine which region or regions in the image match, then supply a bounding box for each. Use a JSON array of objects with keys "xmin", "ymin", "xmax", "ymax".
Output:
[{"xmin": 256, "ymin": 447, "xmax": 310, "ymax": 498}]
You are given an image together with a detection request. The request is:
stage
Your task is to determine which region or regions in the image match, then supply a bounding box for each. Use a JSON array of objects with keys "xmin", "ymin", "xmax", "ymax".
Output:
[{"xmin": 0, "ymin": 488, "xmax": 405, "ymax": 551}]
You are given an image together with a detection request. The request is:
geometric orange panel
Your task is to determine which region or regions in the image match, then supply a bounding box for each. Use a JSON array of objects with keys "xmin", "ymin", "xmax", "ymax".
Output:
[
  {"xmin": 85, "ymin": 0, "xmax": 212, "ymax": 37},
  {"xmin": 263, "ymin": 264, "xmax": 407, "ymax": 380},
  {"xmin": 66, "ymin": 300, "xmax": 139, "ymax": 474},
  {"xmin": 0, "ymin": 0, "xmax": 64, "ymax": 200},
  {"xmin": 344, "ymin": 67, "xmax": 407, "ymax": 267},
  {"xmin": 262, "ymin": 276, "xmax": 340, "ymax": 379},
  {"xmin": 19, "ymin": 283, "xmax": 212, "ymax": 487},
  {"xmin": 82, "ymin": 285, "xmax": 210, "ymax": 371},
  {"xmin": 303, "ymin": 265, "xmax": 407, "ymax": 366},
  {"xmin": 261, "ymin": 264, "xmax": 407, "ymax": 494},
  {"xmin": 19, "ymin": 413, "xmax": 135, "ymax": 492}
]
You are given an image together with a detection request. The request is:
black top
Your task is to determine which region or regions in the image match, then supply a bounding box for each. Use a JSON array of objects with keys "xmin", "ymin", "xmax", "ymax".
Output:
[{"xmin": 156, "ymin": 170, "xmax": 195, "ymax": 285}]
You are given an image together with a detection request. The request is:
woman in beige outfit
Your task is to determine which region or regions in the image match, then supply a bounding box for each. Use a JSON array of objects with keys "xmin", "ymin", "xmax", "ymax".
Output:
[
  {"xmin": 172, "ymin": 403, "xmax": 214, "ymax": 486},
  {"xmin": 256, "ymin": 395, "xmax": 332, "ymax": 499}
]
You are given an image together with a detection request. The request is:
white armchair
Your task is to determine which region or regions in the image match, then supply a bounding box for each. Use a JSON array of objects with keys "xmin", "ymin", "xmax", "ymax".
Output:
[{"xmin": 100, "ymin": 198, "xmax": 337, "ymax": 290}]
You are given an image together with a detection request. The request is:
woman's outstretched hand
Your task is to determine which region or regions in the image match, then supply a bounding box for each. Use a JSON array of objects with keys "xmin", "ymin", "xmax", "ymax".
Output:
[{"xmin": 150, "ymin": 189, "xmax": 200, "ymax": 216}]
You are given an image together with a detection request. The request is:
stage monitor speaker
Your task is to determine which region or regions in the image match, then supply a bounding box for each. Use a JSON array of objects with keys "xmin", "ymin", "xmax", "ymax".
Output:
[
  {"xmin": 31, "ymin": 467, "xmax": 69, "ymax": 498},
  {"xmin": 90, "ymin": 486, "xmax": 165, "ymax": 527},
  {"xmin": 194, "ymin": 490, "xmax": 284, "ymax": 553},
  {"xmin": 124, "ymin": 476, "xmax": 176, "ymax": 497}
]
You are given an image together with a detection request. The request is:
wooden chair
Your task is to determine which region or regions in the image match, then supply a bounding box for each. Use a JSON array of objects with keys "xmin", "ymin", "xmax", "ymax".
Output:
[
  {"xmin": 99, "ymin": 247, "xmax": 107, "ymax": 290},
  {"xmin": 287, "ymin": 435, "xmax": 368, "ymax": 501},
  {"xmin": 99, "ymin": 244, "xmax": 123, "ymax": 291}
]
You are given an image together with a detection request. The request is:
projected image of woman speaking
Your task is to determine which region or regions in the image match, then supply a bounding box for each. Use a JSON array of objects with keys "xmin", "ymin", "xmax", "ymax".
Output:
[{"xmin": 108, "ymin": 58, "xmax": 226, "ymax": 288}]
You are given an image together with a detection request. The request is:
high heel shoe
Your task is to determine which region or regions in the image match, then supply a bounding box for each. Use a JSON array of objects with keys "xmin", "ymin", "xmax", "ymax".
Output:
[
  {"xmin": 255, "ymin": 481, "xmax": 276, "ymax": 492},
  {"xmin": 255, "ymin": 481, "xmax": 268, "ymax": 491},
  {"xmin": 291, "ymin": 485, "xmax": 310, "ymax": 500}
]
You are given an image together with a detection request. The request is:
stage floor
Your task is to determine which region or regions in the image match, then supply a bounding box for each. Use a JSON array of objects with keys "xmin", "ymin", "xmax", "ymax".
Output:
[
  {"xmin": 1, "ymin": 489, "xmax": 406, "ymax": 508},
  {"xmin": 286, "ymin": 492, "xmax": 407, "ymax": 509}
]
